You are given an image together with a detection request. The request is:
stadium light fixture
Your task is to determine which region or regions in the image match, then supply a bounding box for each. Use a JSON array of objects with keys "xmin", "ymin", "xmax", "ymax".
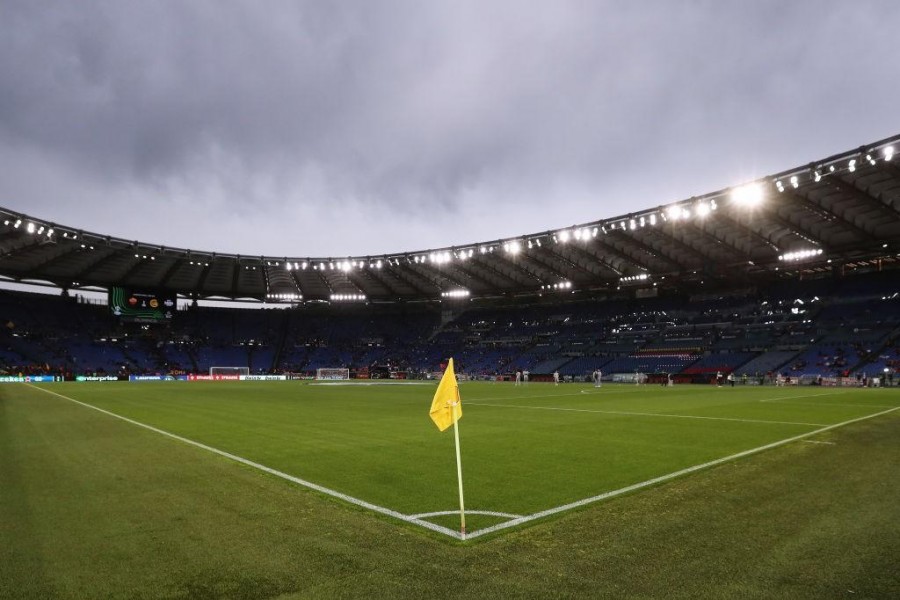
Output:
[
  {"xmin": 666, "ymin": 206, "xmax": 683, "ymax": 221},
  {"xmin": 504, "ymin": 240, "xmax": 521, "ymax": 255},
  {"xmin": 730, "ymin": 183, "xmax": 764, "ymax": 207},
  {"xmin": 557, "ymin": 230, "xmax": 571, "ymax": 243},
  {"xmin": 441, "ymin": 289, "xmax": 470, "ymax": 298},
  {"xmin": 885, "ymin": 146, "xmax": 894, "ymax": 161},
  {"xmin": 330, "ymin": 293, "xmax": 366, "ymax": 302},
  {"xmin": 619, "ymin": 273, "xmax": 650, "ymax": 284},
  {"xmin": 542, "ymin": 281, "xmax": 573, "ymax": 291},
  {"xmin": 775, "ymin": 180, "xmax": 785, "ymax": 193},
  {"xmin": 778, "ymin": 248, "xmax": 824, "ymax": 262},
  {"xmin": 848, "ymin": 159, "xmax": 857, "ymax": 172}
]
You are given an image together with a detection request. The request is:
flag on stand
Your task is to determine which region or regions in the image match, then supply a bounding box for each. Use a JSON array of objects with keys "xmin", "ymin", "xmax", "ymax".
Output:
[{"xmin": 429, "ymin": 357, "xmax": 461, "ymax": 431}]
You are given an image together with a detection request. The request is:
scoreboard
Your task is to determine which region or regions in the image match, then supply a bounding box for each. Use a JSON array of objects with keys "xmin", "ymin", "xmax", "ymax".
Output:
[{"xmin": 108, "ymin": 287, "xmax": 176, "ymax": 322}]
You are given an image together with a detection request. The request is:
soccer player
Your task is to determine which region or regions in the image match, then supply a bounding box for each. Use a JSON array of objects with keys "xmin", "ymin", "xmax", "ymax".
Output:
[
  {"xmin": 515, "ymin": 370, "xmax": 522, "ymax": 385},
  {"xmin": 553, "ymin": 370, "xmax": 560, "ymax": 385}
]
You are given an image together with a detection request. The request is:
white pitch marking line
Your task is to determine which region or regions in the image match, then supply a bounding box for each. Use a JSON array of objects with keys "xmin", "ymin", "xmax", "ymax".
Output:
[
  {"xmin": 468, "ymin": 390, "xmax": 601, "ymax": 402},
  {"xmin": 759, "ymin": 391, "xmax": 852, "ymax": 402},
  {"xmin": 803, "ymin": 440, "xmax": 836, "ymax": 445},
  {"xmin": 25, "ymin": 384, "xmax": 900, "ymax": 541},
  {"xmin": 410, "ymin": 510, "xmax": 522, "ymax": 520},
  {"xmin": 465, "ymin": 404, "xmax": 900, "ymax": 540},
  {"xmin": 25, "ymin": 384, "xmax": 467, "ymax": 539},
  {"xmin": 467, "ymin": 402, "xmax": 828, "ymax": 427}
]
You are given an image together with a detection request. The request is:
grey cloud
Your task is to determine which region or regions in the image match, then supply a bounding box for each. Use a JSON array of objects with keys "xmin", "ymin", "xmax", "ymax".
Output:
[{"xmin": 1, "ymin": 1, "xmax": 899, "ymax": 256}]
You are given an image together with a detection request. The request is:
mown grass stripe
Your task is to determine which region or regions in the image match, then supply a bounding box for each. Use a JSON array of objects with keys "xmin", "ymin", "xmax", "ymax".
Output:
[{"xmin": 467, "ymin": 401, "xmax": 828, "ymax": 427}]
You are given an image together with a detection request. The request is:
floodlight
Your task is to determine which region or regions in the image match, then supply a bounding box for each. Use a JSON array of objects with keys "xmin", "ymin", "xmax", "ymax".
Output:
[
  {"xmin": 26, "ymin": 222, "xmax": 35, "ymax": 233},
  {"xmin": 885, "ymin": 146, "xmax": 895, "ymax": 161},
  {"xmin": 813, "ymin": 170, "xmax": 822, "ymax": 182},
  {"xmin": 849, "ymin": 159, "xmax": 857, "ymax": 172},
  {"xmin": 506, "ymin": 240, "xmax": 521, "ymax": 255},
  {"xmin": 731, "ymin": 183, "xmax": 764, "ymax": 207},
  {"xmin": 629, "ymin": 219, "xmax": 636, "ymax": 230},
  {"xmin": 775, "ymin": 180, "xmax": 784, "ymax": 193},
  {"xmin": 558, "ymin": 230, "xmax": 571, "ymax": 243},
  {"xmin": 790, "ymin": 176, "xmax": 799, "ymax": 189}
]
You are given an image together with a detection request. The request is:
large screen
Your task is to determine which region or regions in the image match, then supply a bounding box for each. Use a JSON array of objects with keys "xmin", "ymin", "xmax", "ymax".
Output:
[{"xmin": 108, "ymin": 287, "xmax": 176, "ymax": 322}]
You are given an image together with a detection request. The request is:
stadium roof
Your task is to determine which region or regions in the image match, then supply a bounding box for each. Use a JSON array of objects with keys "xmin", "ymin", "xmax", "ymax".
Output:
[{"xmin": 2, "ymin": 134, "xmax": 899, "ymax": 304}]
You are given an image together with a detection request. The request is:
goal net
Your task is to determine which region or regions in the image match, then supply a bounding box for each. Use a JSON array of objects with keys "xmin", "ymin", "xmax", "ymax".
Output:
[
  {"xmin": 210, "ymin": 366, "xmax": 250, "ymax": 377},
  {"xmin": 316, "ymin": 367, "xmax": 350, "ymax": 380}
]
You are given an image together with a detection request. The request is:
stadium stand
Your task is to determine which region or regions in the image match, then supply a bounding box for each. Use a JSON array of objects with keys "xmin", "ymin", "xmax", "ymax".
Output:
[{"xmin": 1, "ymin": 268, "xmax": 897, "ymax": 386}]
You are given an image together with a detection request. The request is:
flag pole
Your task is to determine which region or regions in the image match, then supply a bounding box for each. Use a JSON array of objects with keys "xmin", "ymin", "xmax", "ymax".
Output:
[{"xmin": 451, "ymin": 400, "xmax": 466, "ymax": 540}]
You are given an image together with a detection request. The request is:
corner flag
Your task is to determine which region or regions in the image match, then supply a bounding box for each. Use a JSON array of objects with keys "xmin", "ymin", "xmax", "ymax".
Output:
[
  {"xmin": 428, "ymin": 357, "xmax": 467, "ymax": 538},
  {"xmin": 429, "ymin": 358, "xmax": 462, "ymax": 431}
]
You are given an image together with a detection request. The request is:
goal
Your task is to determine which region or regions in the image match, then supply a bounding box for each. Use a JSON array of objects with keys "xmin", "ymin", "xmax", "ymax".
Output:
[
  {"xmin": 210, "ymin": 366, "xmax": 250, "ymax": 377},
  {"xmin": 316, "ymin": 367, "xmax": 350, "ymax": 380}
]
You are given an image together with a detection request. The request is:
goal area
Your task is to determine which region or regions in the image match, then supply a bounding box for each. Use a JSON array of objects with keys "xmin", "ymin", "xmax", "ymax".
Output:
[
  {"xmin": 316, "ymin": 367, "xmax": 350, "ymax": 380},
  {"xmin": 210, "ymin": 366, "xmax": 250, "ymax": 377}
]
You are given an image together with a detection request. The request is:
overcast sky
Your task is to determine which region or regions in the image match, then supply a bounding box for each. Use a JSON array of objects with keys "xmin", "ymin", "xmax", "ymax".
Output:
[{"xmin": 1, "ymin": 1, "xmax": 898, "ymax": 258}]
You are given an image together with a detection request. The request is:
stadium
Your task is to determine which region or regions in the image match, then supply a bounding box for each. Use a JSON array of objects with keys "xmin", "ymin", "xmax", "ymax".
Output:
[{"xmin": 2, "ymin": 133, "xmax": 899, "ymax": 598}]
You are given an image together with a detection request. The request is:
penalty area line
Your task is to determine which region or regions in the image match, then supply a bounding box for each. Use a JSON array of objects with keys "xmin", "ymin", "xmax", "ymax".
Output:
[{"xmin": 24, "ymin": 384, "xmax": 466, "ymax": 540}]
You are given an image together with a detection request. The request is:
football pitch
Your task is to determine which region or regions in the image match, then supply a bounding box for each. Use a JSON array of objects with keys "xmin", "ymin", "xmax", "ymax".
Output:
[{"xmin": 3, "ymin": 380, "xmax": 900, "ymax": 598}]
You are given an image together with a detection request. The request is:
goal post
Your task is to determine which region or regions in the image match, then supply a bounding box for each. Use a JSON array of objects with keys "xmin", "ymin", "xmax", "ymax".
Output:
[
  {"xmin": 210, "ymin": 366, "xmax": 250, "ymax": 377},
  {"xmin": 316, "ymin": 367, "xmax": 350, "ymax": 381}
]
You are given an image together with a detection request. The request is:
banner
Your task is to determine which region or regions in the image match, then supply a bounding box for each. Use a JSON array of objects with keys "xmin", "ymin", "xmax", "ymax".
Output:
[{"xmin": 0, "ymin": 375, "xmax": 58, "ymax": 383}]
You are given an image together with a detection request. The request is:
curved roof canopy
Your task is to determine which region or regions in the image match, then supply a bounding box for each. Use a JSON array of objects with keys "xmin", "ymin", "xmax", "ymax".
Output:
[{"xmin": 2, "ymin": 134, "xmax": 899, "ymax": 303}]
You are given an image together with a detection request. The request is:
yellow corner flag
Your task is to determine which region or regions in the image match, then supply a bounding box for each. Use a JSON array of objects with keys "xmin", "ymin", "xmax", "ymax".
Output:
[{"xmin": 429, "ymin": 358, "xmax": 461, "ymax": 431}]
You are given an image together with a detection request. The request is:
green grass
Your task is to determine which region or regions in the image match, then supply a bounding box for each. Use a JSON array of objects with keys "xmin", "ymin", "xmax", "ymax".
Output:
[{"xmin": 2, "ymin": 381, "xmax": 899, "ymax": 598}]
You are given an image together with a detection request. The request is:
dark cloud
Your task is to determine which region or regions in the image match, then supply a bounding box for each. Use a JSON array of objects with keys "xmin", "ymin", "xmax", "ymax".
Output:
[{"xmin": 1, "ymin": 0, "xmax": 898, "ymax": 256}]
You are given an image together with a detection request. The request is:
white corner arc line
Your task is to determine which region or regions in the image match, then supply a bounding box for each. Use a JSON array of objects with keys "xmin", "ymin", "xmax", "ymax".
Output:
[
  {"xmin": 467, "ymin": 402, "xmax": 828, "ymax": 427},
  {"xmin": 464, "ymin": 405, "xmax": 900, "ymax": 540},
  {"xmin": 25, "ymin": 384, "xmax": 465, "ymax": 540},
  {"xmin": 410, "ymin": 510, "xmax": 522, "ymax": 520}
]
